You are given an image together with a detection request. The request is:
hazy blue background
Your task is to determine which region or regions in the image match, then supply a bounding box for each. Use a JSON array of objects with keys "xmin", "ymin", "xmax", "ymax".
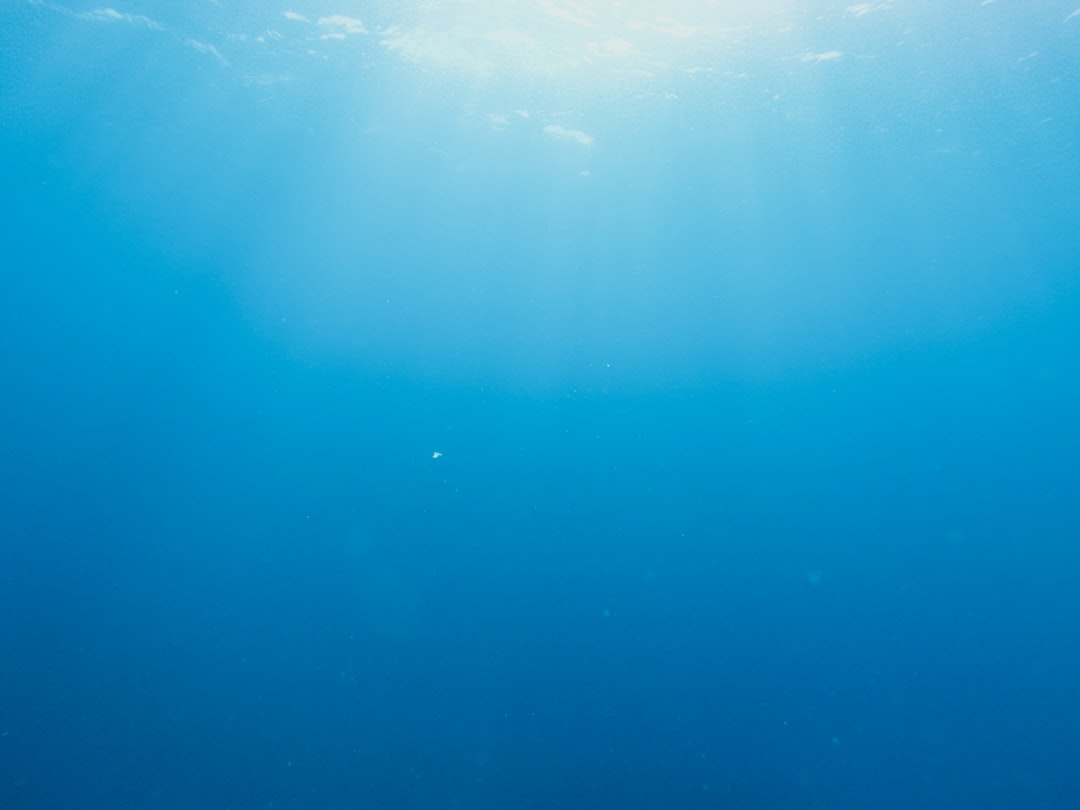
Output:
[{"xmin": 2, "ymin": 2, "xmax": 1079, "ymax": 808}]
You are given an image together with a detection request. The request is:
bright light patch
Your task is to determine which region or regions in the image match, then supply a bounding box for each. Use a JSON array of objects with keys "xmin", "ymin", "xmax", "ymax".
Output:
[
  {"xmin": 318, "ymin": 15, "xmax": 367, "ymax": 35},
  {"xmin": 801, "ymin": 50, "xmax": 843, "ymax": 62},
  {"xmin": 379, "ymin": 0, "xmax": 794, "ymax": 80},
  {"xmin": 543, "ymin": 124, "xmax": 594, "ymax": 146}
]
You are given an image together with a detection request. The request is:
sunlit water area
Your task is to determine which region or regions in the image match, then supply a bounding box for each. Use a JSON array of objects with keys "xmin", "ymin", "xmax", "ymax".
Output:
[{"xmin": 7, "ymin": 1, "xmax": 1076, "ymax": 388}]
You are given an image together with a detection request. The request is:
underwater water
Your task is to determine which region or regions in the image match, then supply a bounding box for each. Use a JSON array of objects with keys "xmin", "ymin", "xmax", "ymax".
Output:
[{"xmin": 1, "ymin": 2, "xmax": 1079, "ymax": 808}]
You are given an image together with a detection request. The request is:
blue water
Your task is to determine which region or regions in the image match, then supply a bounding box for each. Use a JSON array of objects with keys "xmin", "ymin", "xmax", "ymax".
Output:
[{"xmin": 2, "ymin": 2, "xmax": 1079, "ymax": 808}]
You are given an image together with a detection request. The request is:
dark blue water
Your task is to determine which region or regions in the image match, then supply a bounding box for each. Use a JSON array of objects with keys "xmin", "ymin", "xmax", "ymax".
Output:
[{"xmin": 2, "ymin": 3, "xmax": 1079, "ymax": 808}]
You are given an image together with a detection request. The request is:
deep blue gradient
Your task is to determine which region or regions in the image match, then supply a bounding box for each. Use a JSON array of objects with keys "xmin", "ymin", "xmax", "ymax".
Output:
[{"xmin": 2, "ymin": 3, "xmax": 1079, "ymax": 808}]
